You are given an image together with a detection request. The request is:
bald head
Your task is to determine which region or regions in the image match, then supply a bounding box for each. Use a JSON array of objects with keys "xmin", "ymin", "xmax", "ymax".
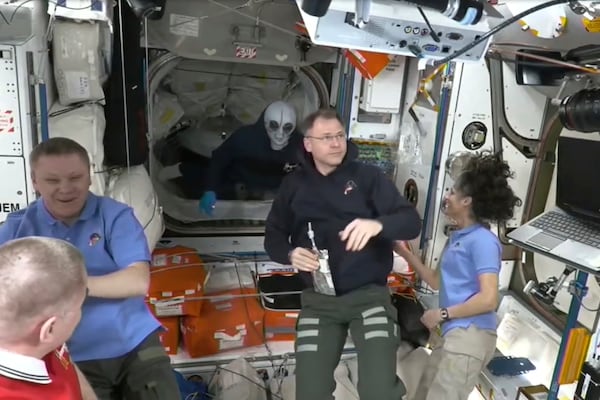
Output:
[{"xmin": 0, "ymin": 237, "xmax": 87, "ymax": 342}]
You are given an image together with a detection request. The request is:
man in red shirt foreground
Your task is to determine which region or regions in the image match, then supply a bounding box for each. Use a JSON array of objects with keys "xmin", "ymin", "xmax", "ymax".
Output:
[{"xmin": 0, "ymin": 237, "xmax": 97, "ymax": 399}]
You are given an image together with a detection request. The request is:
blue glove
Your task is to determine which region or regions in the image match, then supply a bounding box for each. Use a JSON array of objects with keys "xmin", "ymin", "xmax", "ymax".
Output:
[{"xmin": 199, "ymin": 191, "xmax": 217, "ymax": 216}]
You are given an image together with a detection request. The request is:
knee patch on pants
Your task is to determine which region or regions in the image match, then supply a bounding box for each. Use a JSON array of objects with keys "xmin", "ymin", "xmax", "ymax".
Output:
[
  {"xmin": 358, "ymin": 305, "xmax": 399, "ymax": 342},
  {"xmin": 295, "ymin": 317, "xmax": 322, "ymax": 353}
]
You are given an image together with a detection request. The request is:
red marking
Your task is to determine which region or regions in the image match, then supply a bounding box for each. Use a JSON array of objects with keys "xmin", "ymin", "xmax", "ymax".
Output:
[
  {"xmin": 235, "ymin": 46, "xmax": 257, "ymax": 59},
  {"xmin": 0, "ymin": 110, "xmax": 15, "ymax": 133},
  {"xmin": 294, "ymin": 21, "xmax": 309, "ymax": 35}
]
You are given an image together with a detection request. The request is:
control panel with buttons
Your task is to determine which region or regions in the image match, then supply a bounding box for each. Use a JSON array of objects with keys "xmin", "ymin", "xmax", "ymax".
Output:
[{"xmin": 304, "ymin": 8, "xmax": 489, "ymax": 63}]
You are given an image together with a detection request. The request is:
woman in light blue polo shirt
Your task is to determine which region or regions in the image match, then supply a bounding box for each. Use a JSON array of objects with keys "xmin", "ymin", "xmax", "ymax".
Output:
[{"xmin": 396, "ymin": 152, "xmax": 521, "ymax": 400}]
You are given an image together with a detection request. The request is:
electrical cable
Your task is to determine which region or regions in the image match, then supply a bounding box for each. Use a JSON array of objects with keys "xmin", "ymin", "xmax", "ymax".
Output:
[
  {"xmin": 233, "ymin": 257, "xmax": 280, "ymax": 399},
  {"xmin": 486, "ymin": 53, "xmax": 578, "ymax": 69},
  {"xmin": 160, "ymin": 248, "xmax": 427, "ymax": 397},
  {"xmin": 0, "ymin": 0, "xmax": 103, "ymax": 25},
  {"xmin": 418, "ymin": 7, "xmax": 441, "ymax": 42},
  {"xmin": 490, "ymin": 42, "xmax": 553, "ymax": 50},
  {"xmin": 113, "ymin": 0, "xmax": 134, "ymax": 207},
  {"xmin": 173, "ymin": 67, "xmax": 292, "ymax": 81},
  {"xmin": 207, "ymin": 365, "xmax": 284, "ymax": 400},
  {"xmin": 574, "ymin": 292, "xmax": 600, "ymax": 312},
  {"xmin": 163, "ymin": 249, "xmax": 290, "ymax": 399},
  {"xmin": 144, "ymin": 15, "xmax": 153, "ymax": 156},
  {"xmin": 207, "ymin": 0, "xmax": 299, "ymax": 39},
  {"xmin": 433, "ymin": 0, "xmax": 572, "ymax": 66},
  {"xmin": 420, "ymin": 63, "xmax": 452, "ymax": 251},
  {"xmin": 489, "ymin": 46, "xmax": 600, "ymax": 74}
]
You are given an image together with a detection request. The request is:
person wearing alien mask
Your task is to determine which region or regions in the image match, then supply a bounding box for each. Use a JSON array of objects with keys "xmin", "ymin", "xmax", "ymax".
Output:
[{"xmin": 198, "ymin": 100, "xmax": 302, "ymax": 215}]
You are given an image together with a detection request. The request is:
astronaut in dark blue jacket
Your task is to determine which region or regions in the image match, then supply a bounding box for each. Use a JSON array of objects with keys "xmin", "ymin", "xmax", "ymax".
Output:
[
  {"xmin": 198, "ymin": 101, "xmax": 302, "ymax": 215},
  {"xmin": 264, "ymin": 108, "xmax": 422, "ymax": 400}
]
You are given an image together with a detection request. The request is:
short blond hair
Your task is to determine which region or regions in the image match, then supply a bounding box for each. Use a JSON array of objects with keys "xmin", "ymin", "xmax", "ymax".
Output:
[
  {"xmin": 0, "ymin": 237, "xmax": 86, "ymax": 341},
  {"xmin": 29, "ymin": 137, "xmax": 90, "ymax": 168}
]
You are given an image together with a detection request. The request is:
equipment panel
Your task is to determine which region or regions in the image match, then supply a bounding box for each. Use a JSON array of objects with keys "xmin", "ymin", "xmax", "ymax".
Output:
[
  {"xmin": 0, "ymin": 45, "xmax": 24, "ymax": 157},
  {"xmin": 300, "ymin": 8, "xmax": 489, "ymax": 63},
  {"xmin": 0, "ymin": 156, "xmax": 29, "ymax": 223}
]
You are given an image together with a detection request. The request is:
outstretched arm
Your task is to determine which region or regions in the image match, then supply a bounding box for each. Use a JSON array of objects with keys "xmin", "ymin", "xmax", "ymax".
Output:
[
  {"xmin": 340, "ymin": 168, "xmax": 422, "ymax": 251},
  {"xmin": 393, "ymin": 242, "xmax": 440, "ymax": 290},
  {"xmin": 87, "ymin": 208, "xmax": 150, "ymax": 298},
  {"xmin": 370, "ymin": 169, "xmax": 421, "ymax": 240}
]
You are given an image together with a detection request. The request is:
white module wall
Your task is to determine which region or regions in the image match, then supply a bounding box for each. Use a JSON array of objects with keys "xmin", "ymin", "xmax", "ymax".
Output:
[{"xmin": 0, "ymin": 1, "xmax": 51, "ymax": 222}]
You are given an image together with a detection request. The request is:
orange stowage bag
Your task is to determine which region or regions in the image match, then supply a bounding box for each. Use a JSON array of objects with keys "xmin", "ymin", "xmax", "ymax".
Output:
[
  {"xmin": 264, "ymin": 310, "xmax": 298, "ymax": 342},
  {"xmin": 387, "ymin": 272, "xmax": 415, "ymax": 294},
  {"xmin": 344, "ymin": 49, "xmax": 391, "ymax": 80},
  {"xmin": 388, "ymin": 241, "xmax": 416, "ymax": 294},
  {"xmin": 146, "ymin": 246, "xmax": 207, "ymax": 317},
  {"xmin": 181, "ymin": 288, "xmax": 266, "ymax": 358},
  {"xmin": 157, "ymin": 317, "xmax": 180, "ymax": 355}
]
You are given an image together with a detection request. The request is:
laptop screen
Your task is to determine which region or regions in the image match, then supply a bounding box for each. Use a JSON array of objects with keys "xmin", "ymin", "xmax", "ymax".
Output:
[{"xmin": 557, "ymin": 136, "xmax": 600, "ymax": 223}]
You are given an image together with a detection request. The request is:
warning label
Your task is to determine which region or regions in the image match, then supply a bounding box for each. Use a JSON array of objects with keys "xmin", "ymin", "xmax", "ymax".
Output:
[
  {"xmin": 583, "ymin": 18, "xmax": 600, "ymax": 33},
  {"xmin": 0, "ymin": 110, "xmax": 15, "ymax": 134}
]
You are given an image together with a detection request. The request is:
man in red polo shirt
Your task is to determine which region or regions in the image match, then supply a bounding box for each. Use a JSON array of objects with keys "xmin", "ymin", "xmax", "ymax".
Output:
[{"xmin": 0, "ymin": 237, "xmax": 97, "ymax": 399}]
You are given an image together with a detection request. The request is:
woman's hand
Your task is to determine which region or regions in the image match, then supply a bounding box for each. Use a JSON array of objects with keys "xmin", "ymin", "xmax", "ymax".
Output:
[
  {"xmin": 420, "ymin": 309, "xmax": 443, "ymax": 330},
  {"xmin": 393, "ymin": 240, "xmax": 413, "ymax": 259}
]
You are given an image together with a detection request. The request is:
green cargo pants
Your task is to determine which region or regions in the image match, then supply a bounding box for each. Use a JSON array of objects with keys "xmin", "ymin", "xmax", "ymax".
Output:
[
  {"xmin": 294, "ymin": 284, "xmax": 406, "ymax": 400},
  {"xmin": 76, "ymin": 331, "xmax": 179, "ymax": 400}
]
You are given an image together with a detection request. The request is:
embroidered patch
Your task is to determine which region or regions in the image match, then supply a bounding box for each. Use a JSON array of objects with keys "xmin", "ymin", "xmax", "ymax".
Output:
[
  {"xmin": 283, "ymin": 162, "xmax": 297, "ymax": 173},
  {"xmin": 89, "ymin": 233, "xmax": 101, "ymax": 246},
  {"xmin": 55, "ymin": 344, "xmax": 71, "ymax": 370},
  {"xmin": 344, "ymin": 180, "xmax": 357, "ymax": 195}
]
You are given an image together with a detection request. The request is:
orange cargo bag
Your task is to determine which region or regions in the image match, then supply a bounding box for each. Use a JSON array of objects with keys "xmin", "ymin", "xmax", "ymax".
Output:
[
  {"xmin": 388, "ymin": 241, "xmax": 416, "ymax": 295},
  {"xmin": 181, "ymin": 288, "xmax": 266, "ymax": 358},
  {"xmin": 157, "ymin": 317, "xmax": 180, "ymax": 355},
  {"xmin": 147, "ymin": 246, "xmax": 207, "ymax": 317},
  {"xmin": 344, "ymin": 49, "xmax": 391, "ymax": 80}
]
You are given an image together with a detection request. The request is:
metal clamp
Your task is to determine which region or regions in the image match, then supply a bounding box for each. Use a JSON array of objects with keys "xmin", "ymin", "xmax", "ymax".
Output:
[{"xmin": 568, "ymin": 280, "xmax": 588, "ymax": 299}]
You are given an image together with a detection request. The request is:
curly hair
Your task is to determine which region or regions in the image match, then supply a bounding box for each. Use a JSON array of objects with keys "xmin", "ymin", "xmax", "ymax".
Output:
[{"xmin": 455, "ymin": 151, "xmax": 522, "ymax": 223}]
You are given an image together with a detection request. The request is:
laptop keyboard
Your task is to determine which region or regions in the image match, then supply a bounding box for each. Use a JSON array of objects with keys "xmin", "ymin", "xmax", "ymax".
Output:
[{"xmin": 531, "ymin": 211, "xmax": 600, "ymax": 249}]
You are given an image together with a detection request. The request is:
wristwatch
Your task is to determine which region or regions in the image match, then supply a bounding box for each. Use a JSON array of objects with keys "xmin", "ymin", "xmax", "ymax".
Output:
[{"xmin": 440, "ymin": 307, "xmax": 450, "ymax": 321}]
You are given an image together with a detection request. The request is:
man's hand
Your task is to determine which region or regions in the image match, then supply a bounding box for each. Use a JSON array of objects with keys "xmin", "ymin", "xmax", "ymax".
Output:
[
  {"xmin": 339, "ymin": 219, "xmax": 383, "ymax": 251},
  {"xmin": 289, "ymin": 247, "xmax": 320, "ymax": 271}
]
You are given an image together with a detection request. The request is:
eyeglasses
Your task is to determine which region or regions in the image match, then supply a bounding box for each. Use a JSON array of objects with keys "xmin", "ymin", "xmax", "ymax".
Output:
[{"xmin": 306, "ymin": 133, "xmax": 346, "ymax": 143}]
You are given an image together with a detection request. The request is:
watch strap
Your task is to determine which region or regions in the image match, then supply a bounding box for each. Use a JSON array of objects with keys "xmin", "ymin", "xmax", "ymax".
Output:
[{"xmin": 440, "ymin": 307, "xmax": 450, "ymax": 321}]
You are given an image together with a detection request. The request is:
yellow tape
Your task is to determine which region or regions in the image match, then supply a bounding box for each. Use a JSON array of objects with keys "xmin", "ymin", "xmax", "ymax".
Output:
[{"xmin": 583, "ymin": 17, "xmax": 600, "ymax": 33}]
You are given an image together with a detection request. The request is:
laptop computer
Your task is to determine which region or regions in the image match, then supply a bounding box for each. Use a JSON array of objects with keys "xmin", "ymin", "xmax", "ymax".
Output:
[{"xmin": 507, "ymin": 136, "xmax": 600, "ymax": 271}]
